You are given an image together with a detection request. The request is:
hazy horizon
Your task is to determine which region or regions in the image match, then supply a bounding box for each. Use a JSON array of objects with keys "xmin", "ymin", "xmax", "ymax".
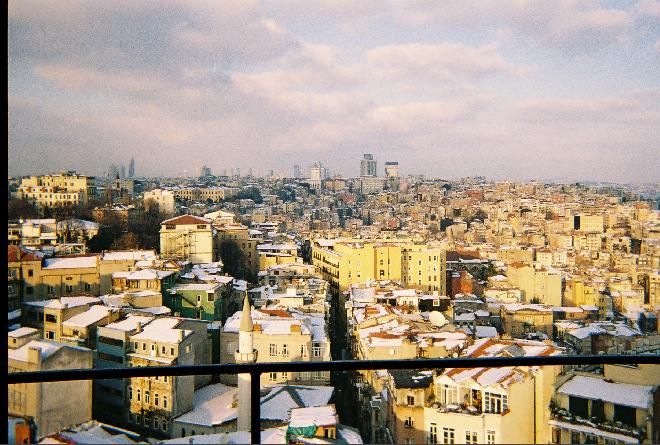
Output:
[{"xmin": 8, "ymin": 1, "xmax": 660, "ymax": 182}]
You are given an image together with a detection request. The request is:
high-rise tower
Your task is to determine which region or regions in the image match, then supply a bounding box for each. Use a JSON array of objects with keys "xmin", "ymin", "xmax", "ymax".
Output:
[{"xmin": 360, "ymin": 154, "xmax": 377, "ymax": 177}]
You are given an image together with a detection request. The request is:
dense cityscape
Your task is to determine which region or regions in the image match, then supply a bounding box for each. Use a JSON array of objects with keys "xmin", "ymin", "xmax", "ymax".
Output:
[
  {"xmin": 7, "ymin": 158, "xmax": 660, "ymax": 444},
  {"xmin": 8, "ymin": 1, "xmax": 660, "ymax": 444}
]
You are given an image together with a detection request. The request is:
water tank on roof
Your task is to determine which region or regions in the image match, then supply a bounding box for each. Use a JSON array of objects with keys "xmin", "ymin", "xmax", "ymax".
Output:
[{"xmin": 429, "ymin": 311, "xmax": 447, "ymax": 327}]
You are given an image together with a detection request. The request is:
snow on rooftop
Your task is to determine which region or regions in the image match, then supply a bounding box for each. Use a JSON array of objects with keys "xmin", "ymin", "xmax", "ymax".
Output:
[
  {"xmin": 288, "ymin": 405, "xmax": 337, "ymax": 428},
  {"xmin": 37, "ymin": 296, "xmax": 101, "ymax": 309},
  {"xmin": 112, "ymin": 269, "xmax": 175, "ymax": 280},
  {"xmin": 39, "ymin": 421, "xmax": 145, "ymax": 444},
  {"xmin": 8, "ymin": 327, "xmax": 39, "ymax": 338},
  {"xmin": 558, "ymin": 375, "xmax": 653, "ymax": 409},
  {"xmin": 131, "ymin": 317, "xmax": 190, "ymax": 343},
  {"xmin": 8, "ymin": 340, "xmax": 64, "ymax": 362},
  {"xmin": 43, "ymin": 256, "xmax": 98, "ymax": 269},
  {"xmin": 172, "ymin": 283, "xmax": 222, "ymax": 291},
  {"xmin": 104, "ymin": 314, "xmax": 154, "ymax": 332},
  {"xmin": 475, "ymin": 326, "xmax": 498, "ymax": 338},
  {"xmin": 63, "ymin": 305, "xmax": 116, "ymax": 328},
  {"xmin": 101, "ymin": 250, "xmax": 157, "ymax": 261}
]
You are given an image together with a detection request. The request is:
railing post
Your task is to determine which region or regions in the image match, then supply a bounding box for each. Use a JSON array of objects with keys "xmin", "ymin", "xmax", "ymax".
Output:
[{"xmin": 251, "ymin": 371, "xmax": 261, "ymax": 444}]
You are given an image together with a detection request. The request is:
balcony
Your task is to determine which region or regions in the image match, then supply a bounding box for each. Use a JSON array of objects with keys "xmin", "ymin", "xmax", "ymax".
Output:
[
  {"xmin": 8, "ymin": 354, "xmax": 657, "ymax": 444},
  {"xmin": 549, "ymin": 403, "xmax": 644, "ymax": 442}
]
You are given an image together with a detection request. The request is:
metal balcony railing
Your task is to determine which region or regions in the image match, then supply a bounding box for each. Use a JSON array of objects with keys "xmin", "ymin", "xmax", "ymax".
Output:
[{"xmin": 8, "ymin": 354, "xmax": 659, "ymax": 444}]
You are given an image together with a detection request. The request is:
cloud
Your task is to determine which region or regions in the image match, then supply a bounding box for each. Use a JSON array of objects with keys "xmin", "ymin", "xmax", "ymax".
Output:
[
  {"xmin": 366, "ymin": 43, "xmax": 516, "ymax": 83},
  {"xmin": 34, "ymin": 64, "xmax": 170, "ymax": 92}
]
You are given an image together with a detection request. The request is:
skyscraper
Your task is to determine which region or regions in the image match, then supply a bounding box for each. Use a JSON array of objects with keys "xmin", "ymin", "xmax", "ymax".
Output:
[
  {"xmin": 360, "ymin": 154, "xmax": 377, "ymax": 177},
  {"xmin": 385, "ymin": 161, "xmax": 399, "ymax": 178},
  {"xmin": 293, "ymin": 164, "xmax": 301, "ymax": 178},
  {"xmin": 128, "ymin": 158, "xmax": 135, "ymax": 178},
  {"xmin": 119, "ymin": 164, "xmax": 126, "ymax": 179}
]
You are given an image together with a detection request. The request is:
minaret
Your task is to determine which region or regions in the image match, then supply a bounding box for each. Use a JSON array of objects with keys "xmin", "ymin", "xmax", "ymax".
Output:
[{"xmin": 235, "ymin": 292, "xmax": 257, "ymax": 432}]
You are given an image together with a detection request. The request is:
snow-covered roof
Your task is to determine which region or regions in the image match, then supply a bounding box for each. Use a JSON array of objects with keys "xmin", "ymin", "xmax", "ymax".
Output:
[
  {"xmin": 160, "ymin": 428, "xmax": 286, "ymax": 444},
  {"xmin": 475, "ymin": 326, "xmax": 498, "ymax": 338},
  {"xmin": 566, "ymin": 322, "xmax": 640, "ymax": 340},
  {"xmin": 43, "ymin": 256, "xmax": 98, "ymax": 269},
  {"xmin": 112, "ymin": 269, "xmax": 175, "ymax": 280},
  {"xmin": 130, "ymin": 317, "xmax": 191, "ymax": 344},
  {"xmin": 101, "ymin": 250, "xmax": 157, "ymax": 261},
  {"xmin": 8, "ymin": 340, "xmax": 64, "ymax": 362},
  {"xmin": 105, "ymin": 315, "xmax": 154, "ymax": 332},
  {"xmin": 36, "ymin": 296, "xmax": 101, "ymax": 309},
  {"xmin": 63, "ymin": 305, "xmax": 117, "ymax": 328},
  {"xmin": 174, "ymin": 384, "xmax": 334, "ymax": 427},
  {"xmin": 288, "ymin": 405, "xmax": 337, "ymax": 428},
  {"xmin": 557, "ymin": 375, "xmax": 653, "ymax": 409},
  {"xmin": 8, "ymin": 327, "xmax": 39, "ymax": 338},
  {"xmin": 171, "ymin": 283, "xmax": 222, "ymax": 292},
  {"xmin": 38, "ymin": 421, "xmax": 145, "ymax": 444}
]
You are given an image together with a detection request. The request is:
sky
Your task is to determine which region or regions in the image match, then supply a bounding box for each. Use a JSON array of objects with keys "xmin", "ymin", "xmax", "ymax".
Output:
[{"xmin": 8, "ymin": 0, "xmax": 660, "ymax": 182}]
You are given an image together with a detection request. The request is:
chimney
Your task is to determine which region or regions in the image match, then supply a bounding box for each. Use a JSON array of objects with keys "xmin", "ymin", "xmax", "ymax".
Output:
[
  {"xmin": 179, "ymin": 330, "xmax": 184, "ymax": 342},
  {"xmin": 135, "ymin": 324, "xmax": 143, "ymax": 334},
  {"xmin": 27, "ymin": 346, "xmax": 41, "ymax": 366}
]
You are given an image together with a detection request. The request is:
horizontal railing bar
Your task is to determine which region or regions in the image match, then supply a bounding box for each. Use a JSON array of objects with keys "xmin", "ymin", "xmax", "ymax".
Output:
[{"xmin": 7, "ymin": 354, "xmax": 659, "ymax": 384}]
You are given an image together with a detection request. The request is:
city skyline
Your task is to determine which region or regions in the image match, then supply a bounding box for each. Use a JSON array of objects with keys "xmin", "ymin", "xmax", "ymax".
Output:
[{"xmin": 8, "ymin": 1, "xmax": 660, "ymax": 182}]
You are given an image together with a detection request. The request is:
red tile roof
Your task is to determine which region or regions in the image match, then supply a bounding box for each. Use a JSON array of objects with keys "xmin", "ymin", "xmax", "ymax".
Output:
[
  {"xmin": 8, "ymin": 245, "xmax": 44, "ymax": 262},
  {"xmin": 161, "ymin": 215, "xmax": 211, "ymax": 225}
]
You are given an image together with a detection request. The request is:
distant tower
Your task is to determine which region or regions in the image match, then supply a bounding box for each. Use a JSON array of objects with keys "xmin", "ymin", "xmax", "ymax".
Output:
[
  {"xmin": 119, "ymin": 164, "xmax": 126, "ymax": 179},
  {"xmin": 128, "ymin": 158, "xmax": 135, "ymax": 178},
  {"xmin": 236, "ymin": 168, "xmax": 241, "ymax": 178},
  {"xmin": 293, "ymin": 164, "xmax": 301, "ymax": 178},
  {"xmin": 360, "ymin": 154, "xmax": 377, "ymax": 177},
  {"xmin": 385, "ymin": 161, "xmax": 399, "ymax": 178},
  {"xmin": 235, "ymin": 293, "xmax": 257, "ymax": 432}
]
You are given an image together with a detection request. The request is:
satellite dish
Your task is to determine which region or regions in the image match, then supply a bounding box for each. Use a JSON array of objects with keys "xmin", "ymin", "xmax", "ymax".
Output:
[{"xmin": 429, "ymin": 311, "xmax": 447, "ymax": 327}]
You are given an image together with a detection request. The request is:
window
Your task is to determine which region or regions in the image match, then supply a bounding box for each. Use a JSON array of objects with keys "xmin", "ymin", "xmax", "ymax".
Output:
[
  {"xmin": 429, "ymin": 423, "xmax": 438, "ymax": 444},
  {"xmin": 486, "ymin": 430, "xmax": 495, "ymax": 444},
  {"xmin": 570, "ymin": 431, "xmax": 580, "ymax": 444},
  {"xmin": 443, "ymin": 428, "xmax": 455, "ymax": 444},
  {"xmin": 128, "ymin": 386, "xmax": 133, "ymax": 400},
  {"xmin": 197, "ymin": 225, "xmax": 207, "ymax": 229},
  {"xmin": 614, "ymin": 404, "xmax": 636, "ymax": 427},
  {"xmin": 142, "ymin": 343, "xmax": 146, "ymax": 351},
  {"xmin": 46, "ymin": 285, "xmax": 54, "ymax": 294},
  {"xmin": 151, "ymin": 344, "xmax": 156, "ymax": 352},
  {"xmin": 84, "ymin": 283, "xmax": 91, "ymax": 291},
  {"xmin": 282, "ymin": 372, "xmax": 288, "ymax": 380},
  {"xmin": 270, "ymin": 344, "xmax": 277, "ymax": 356},
  {"xmin": 207, "ymin": 293, "xmax": 214, "ymax": 302},
  {"xmin": 28, "ymin": 269, "xmax": 33, "ymax": 277},
  {"xmin": 137, "ymin": 389, "xmax": 141, "ymax": 402},
  {"xmin": 136, "ymin": 414, "xmax": 141, "ymax": 425},
  {"xmin": 145, "ymin": 391, "xmax": 150, "ymax": 403},
  {"xmin": 301, "ymin": 345, "xmax": 308, "ymax": 357},
  {"xmin": 314, "ymin": 371, "xmax": 325, "ymax": 380},
  {"xmin": 439, "ymin": 384, "xmax": 458, "ymax": 405},
  {"xmin": 269, "ymin": 372, "xmax": 278, "ymax": 381},
  {"xmin": 65, "ymin": 285, "xmax": 74, "ymax": 293},
  {"xmin": 99, "ymin": 336, "xmax": 123, "ymax": 347},
  {"xmin": 484, "ymin": 392, "xmax": 507, "ymax": 414},
  {"xmin": 282, "ymin": 344, "xmax": 288, "ymax": 356},
  {"xmin": 312, "ymin": 342, "xmax": 321, "ymax": 357},
  {"xmin": 404, "ymin": 417, "xmax": 413, "ymax": 428},
  {"xmin": 163, "ymin": 396, "xmax": 168, "ymax": 408},
  {"xmin": 407, "ymin": 395, "xmax": 415, "ymax": 406},
  {"xmin": 166, "ymin": 225, "xmax": 175, "ymax": 230},
  {"xmin": 164, "ymin": 376, "xmax": 168, "ymax": 383},
  {"xmin": 171, "ymin": 348, "xmax": 175, "ymax": 355},
  {"xmin": 162, "ymin": 346, "xmax": 166, "ymax": 354},
  {"xmin": 46, "ymin": 331, "xmax": 55, "ymax": 339},
  {"xmin": 45, "ymin": 314, "xmax": 57, "ymax": 323},
  {"xmin": 465, "ymin": 431, "xmax": 478, "ymax": 444},
  {"xmin": 162, "ymin": 420, "xmax": 168, "ymax": 431}
]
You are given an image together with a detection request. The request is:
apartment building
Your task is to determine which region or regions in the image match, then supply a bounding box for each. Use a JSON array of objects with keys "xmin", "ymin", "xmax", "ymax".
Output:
[
  {"xmin": 15, "ymin": 172, "xmax": 96, "ymax": 207},
  {"xmin": 160, "ymin": 215, "xmax": 214, "ymax": 264},
  {"xmin": 215, "ymin": 223, "xmax": 260, "ymax": 279},
  {"xmin": 550, "ymin": 364, "xmax": 660, "ymax": 444},
  {"xmin": 506, "ymin": 263, "xmax": 562, "ymax": 305},
  {"xmin": 500, "ymin": 303, "xmax": 554, "ymax": 338},
  {"xmin": 126, "ymin": 318, "xmax": 196, "ymax": 438},
  {"xmin": 311, "ymin": 238, "xmax": 446, "ymax": 295},
  {"xmin": 422, "ymin": 338, "xmax": 562, "ymax": 444},
  {"xmin": 220, "ymin": 305, "xmax": 331, "ymax": 386},
  {"xmin": 167, "ymin": 283, "xmax": 225, "ymax": 321},
  {"xmin": 143, "ymin": 189, "xmax": 176, "ymax": 215},
  {"xmin": 8, "ymin": 339, "xmax": 93, "ymax": 437},
  {"xmin": 94, "ymin": 314, "xmax": 155, "ymax": 427}
]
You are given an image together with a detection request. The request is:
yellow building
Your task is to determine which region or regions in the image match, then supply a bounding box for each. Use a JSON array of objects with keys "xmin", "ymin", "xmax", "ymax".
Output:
[
  {"xmin": 8, "ymin": 339, "xmax": 93, "ymax": 437},
  {"xmin": 160, "ymin": 215, "xmax": 214, "ymax": 264},
  {"xmin": 15, "ymin": 172, "xmax": 96, "ymax": 207},
  {"xmin": 506, "ymin": 263, "xmax": 562, "ymax": 305},
  {"xmin": 500, "ymin": 303, "xmax": 554, "ymax": 338},
  {"xmin": 126, "ymin": 318, "xmax": 196, "ymax": 438},
  {"xmin": 215, "ymin": 223, "xmax": 259, "ymax": 279},
  {"xmin": 311, "ymin": 238, "xmax": 446, "ymax": 295}
]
